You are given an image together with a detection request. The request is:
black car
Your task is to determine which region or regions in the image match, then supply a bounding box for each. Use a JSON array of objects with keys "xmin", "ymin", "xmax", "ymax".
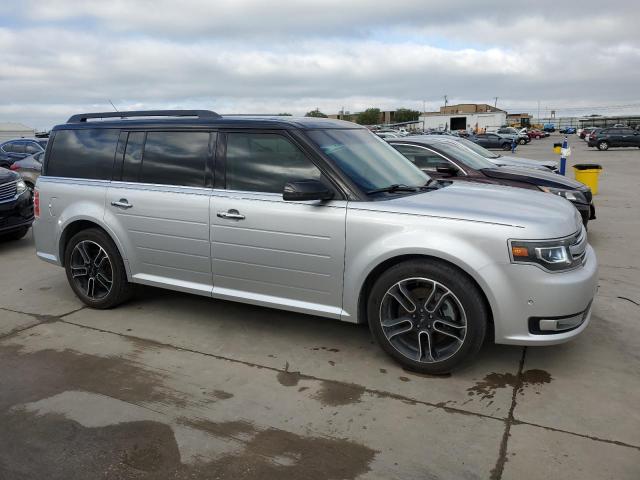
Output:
[
  {"xmin": 0, "ymin": 138, "xmax": 48, "ymax": 169},
  {"xmin": 587, "ymin": 127, "xmax": 640, "ymax": 151},
  {"xmin": 387, "ymin": 136, "xmax": 596, "ymax": 225},
  {"xmin": 469, "ymin": 132, "xmax": 513, "ymax": 150},
  {"xmin": 0, "ymin": 167, "xmax": 33, "ymax": 240}
]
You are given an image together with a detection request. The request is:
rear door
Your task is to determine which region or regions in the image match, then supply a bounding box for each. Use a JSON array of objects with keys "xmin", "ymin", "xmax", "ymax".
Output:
[
  {"xmin": 105, "ymin": 130, "xmax": 215, "ymax": 295},
  {"xmin": 210, "ymin": 130, "xmax": 347, "ymax": 318}
]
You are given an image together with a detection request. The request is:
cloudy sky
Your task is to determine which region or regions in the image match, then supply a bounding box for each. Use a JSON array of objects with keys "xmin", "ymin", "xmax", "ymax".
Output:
[{"xmin": 1, "ymin": 0, "xmax": 639, "ymax": 129}]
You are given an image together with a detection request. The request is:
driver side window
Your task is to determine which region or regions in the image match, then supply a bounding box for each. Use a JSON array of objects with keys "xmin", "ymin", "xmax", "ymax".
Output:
[
  {"xmin": 392, "ymin": 145, "xmax": 451, "ymax": 171},
  {"xmin": 225, "ymin": 132, "xmax": 322, "ymax": 193}
]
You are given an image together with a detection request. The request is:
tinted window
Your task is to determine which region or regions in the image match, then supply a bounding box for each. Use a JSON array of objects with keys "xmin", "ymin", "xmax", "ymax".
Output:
[
  {"xmin": 25, "ymin": 142, "xmax": 41, "ymax": 154},
  {"xmin": 12, "ymin": 142, "xmax": 25, "ymax": 154},
  {"xmin": 226, "ymin": 133, "xmax": 321, "ymax": 193},
  {"xmin": 121, "ymin": 132, "xmax": 145, "ymax": 183},
  {"xmin": 393, "ymin": 145, "xmax": 450, "ymax": 170},
  {"xmin": 47, "ymin": 129, "xmax": 119, "ymax": 179},
  {"xmin": 38, "ymin": 140, "xmax": 48, "ymax": 149},
  {"xmin": 1, "ymin": 142, "xmax": 14, "ymax": 153},
  {"xmin": 139, "ymin": 131, "xmax": 210, "ymax": 187}
]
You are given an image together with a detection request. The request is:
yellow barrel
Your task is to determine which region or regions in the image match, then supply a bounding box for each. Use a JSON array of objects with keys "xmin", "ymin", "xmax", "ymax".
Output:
[
  {"xmin": 573, "ymin": 164, "xmax": 603, "ymax": 195},
  {"xmin": 553, "ymin": 143, "xmax": 562, "ymax": 154}
]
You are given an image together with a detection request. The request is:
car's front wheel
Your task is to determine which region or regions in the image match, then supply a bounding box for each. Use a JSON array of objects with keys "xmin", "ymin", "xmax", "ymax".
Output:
[
  {"xmin": 519, "ymin": 138, "xmax": 527, "ymax": 145},
  {"xmin": 64, "ymin": 228, "xmax": 133, "ymax": 309},
  {"xmin": 367, "ymin": 259, "xmax": 488, "ymax": 374},
  {"xmin": 597, "ymin": 141, "xmax": 609, "ymax": 151},
  {"xmin": 502, "ymin": 143, "xmax": 511, "ymax": 150}
]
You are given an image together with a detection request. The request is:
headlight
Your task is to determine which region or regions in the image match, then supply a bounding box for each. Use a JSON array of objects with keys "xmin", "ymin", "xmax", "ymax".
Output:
[
  {"xmin": 539, "ymin": 186, "xmax": 587, "ymax": 203},
  {"xmin": 16, "ymin": 179, "xmax": 27, "ymax": 194},
  {"xmin": 509, "ymin": 233, "xmax": 585, "ymax": 272}
]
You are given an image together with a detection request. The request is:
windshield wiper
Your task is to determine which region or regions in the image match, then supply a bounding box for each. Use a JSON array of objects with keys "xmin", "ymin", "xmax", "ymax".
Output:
[{"xmin": 366, "ymin": 184, "xmax": 418, "ymax": 195}]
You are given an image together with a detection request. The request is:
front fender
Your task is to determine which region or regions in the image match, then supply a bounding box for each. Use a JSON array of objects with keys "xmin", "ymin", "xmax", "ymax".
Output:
[{"xmin": 341, "ymin": 209, "xmax": 517, "ymax": 324}]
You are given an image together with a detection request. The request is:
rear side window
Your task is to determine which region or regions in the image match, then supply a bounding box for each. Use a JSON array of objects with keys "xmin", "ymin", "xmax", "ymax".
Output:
[
  {"xmin": 25, "ymin": 142, "xmax": 41, "ymax": 154},
  {"xmin": 225, "ymin": 132, "xmax": 321, "ymax": 193},
  {"xmin": 47, "ymin": 129, "xmax": 119, "ymax": 179},
  {"xmin": 137, "ymin": 131, "xmax": 210, "ymax": 187},
  {"xmin": 392, "ymin": 145, "xmax": 448, "ymax": 170}
]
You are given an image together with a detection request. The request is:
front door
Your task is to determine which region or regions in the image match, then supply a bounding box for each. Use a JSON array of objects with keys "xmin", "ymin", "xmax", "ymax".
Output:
[
  {"xmin": 211, "ymin": 131, "xmax": 347, "ymax": 318},
  {"xmin": 105, "ymin": 130, "xmax": 215, "ymax": 295}
]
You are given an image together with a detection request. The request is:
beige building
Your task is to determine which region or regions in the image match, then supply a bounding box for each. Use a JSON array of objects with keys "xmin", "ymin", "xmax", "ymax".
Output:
[
  {"xmin": 419, "ymin": 104, "xmax": 507, "ymax": 132},
  {"xmin": 0, "ymin": 122, "xmax": 36, "ymax": 142}
]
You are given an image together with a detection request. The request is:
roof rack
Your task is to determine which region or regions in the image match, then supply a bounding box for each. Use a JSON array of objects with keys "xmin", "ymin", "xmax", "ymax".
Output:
[{"xmin": 66, "ymin": 110, "xmax": 221, "ymax": 123}]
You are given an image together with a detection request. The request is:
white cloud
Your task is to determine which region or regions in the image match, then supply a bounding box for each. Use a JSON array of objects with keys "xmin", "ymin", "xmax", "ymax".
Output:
[{"xmin": 0, "ymin": 1, "xmax": 639, "ymax": 129}]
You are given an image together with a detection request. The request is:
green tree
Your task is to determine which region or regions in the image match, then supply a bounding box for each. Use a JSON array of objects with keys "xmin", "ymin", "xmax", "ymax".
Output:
[
  {"xmin": 305, "ymin": 109, "xmax": 328, "ymax": 118},
  {"xmin": 277, "ymin": 112, "xmax": 292, "ymax": 116},
  {"xmin": 394, "ymin": 108, "xmax": 420, "ymax": 123},
  {"xmin": 356, "ymin": 108, "xmax": 381, "ymax": 125}
]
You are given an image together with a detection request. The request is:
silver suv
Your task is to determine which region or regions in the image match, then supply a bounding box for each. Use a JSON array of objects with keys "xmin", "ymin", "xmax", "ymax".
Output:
[{"xmin": 34, "ymin": 110, "xmax": 598, "ymax": 373}]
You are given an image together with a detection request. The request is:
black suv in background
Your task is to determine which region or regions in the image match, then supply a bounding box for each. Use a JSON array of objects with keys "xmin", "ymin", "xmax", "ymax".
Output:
[
  {"xmin": 0, "ymin": 138, "xmax": 48, "ymax": 169},
  {"xmin": 588, "ymin": 127, "xmax": 640, "ymax": 150},
  {"xmin": 0, "ymin": 167, "xmax": 33, "ymax": 240}
]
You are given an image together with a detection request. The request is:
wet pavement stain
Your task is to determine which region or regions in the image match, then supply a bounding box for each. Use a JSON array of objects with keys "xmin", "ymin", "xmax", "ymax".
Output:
[
  {"xmin": 312, "ymin": 381, "xmax": 366, "ymax": 407},
  {"xmin": 467, "ymin": 369, "xmax": 553, "ymax": 400},
  {"xmin": 0, "ymin": 343, "xmax": 189, "ymax": 411},
  {"xmin": 276, "ymin": 362, "xmax": 302, "ymax": 387},
  {"xmin": 178, "ymin": 418, "xmax": 255, "ymax": 439},
  {"xmin": 211, "ymin": 390, "xmax": 234, "ymax": 400},
  {"xmin": 0, "ymin": 409, "xmax": 376, "ymax": 480}
]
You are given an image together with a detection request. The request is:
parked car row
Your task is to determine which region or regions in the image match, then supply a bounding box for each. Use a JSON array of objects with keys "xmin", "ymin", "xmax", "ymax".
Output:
[
  {"xmin": 29, "ymin": 110, "xmax": 597, "ymax": 374},
  {"xmin": 386, "ymin": 136, "xmax": 595, "ymax": 225}
]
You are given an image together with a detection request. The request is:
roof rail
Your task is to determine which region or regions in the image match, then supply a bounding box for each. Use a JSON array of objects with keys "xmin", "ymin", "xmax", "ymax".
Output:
[{"xmin": 66, "ymin": 110, "xmax": 221, "ymax": 123}]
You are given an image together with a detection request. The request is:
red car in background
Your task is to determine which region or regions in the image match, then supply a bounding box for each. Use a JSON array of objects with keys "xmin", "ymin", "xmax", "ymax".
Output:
[{"xmin": 527, "ymin": 129, "xmax": 546, "ymax": 139}]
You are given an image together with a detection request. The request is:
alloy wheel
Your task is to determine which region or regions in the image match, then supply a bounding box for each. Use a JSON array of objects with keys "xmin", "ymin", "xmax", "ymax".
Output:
[
  {"xmin": 70, "ymin": 240, "xmax": 113, "ymax": 299},
  {"xmin": 379, "ymin": 277, "xmax": 467, "ymax": 363}
]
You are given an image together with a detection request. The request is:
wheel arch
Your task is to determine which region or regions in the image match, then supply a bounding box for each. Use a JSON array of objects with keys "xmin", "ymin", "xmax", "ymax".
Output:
[
  {"xmin": 58, "ymin": 219, "xmax": 130, "ymax": 278},
  {"xmin": 356, "ymin": 254, "xmax": 494, "ymax": 331}
]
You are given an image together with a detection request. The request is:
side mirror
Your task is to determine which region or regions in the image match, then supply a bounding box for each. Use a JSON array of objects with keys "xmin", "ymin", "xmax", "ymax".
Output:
[
  {"xmin": 283, "ymin": 179, "xmax": 334, "ymax": 201},
  {"xmin": 435, "ymin": 164, "xmax": 458, "ymax": 176}
]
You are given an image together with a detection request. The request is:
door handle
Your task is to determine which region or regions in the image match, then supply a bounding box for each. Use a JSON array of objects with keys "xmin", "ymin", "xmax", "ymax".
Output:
[
  {"xmin": 111, "ymin": 199, "xmax": 133, "ymax": 209},
  {"xmin": 217, "ymin": 210, "xmax": 245, "ymax": 220}
]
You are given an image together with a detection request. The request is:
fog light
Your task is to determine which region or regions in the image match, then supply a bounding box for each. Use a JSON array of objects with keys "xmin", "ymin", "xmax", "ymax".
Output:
[{"xmin": 539, "ymin": 313, "xmax": 583, "ymax": 331}]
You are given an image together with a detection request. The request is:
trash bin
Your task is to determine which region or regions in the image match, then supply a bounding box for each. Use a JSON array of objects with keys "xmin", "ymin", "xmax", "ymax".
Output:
[
  {"xmin": 574, "ymin": 164, "xmax": 603, "ymax": 195},
  {"xmin": 553, "ymin": 143, "xmax": 562, "ymax": 154}
]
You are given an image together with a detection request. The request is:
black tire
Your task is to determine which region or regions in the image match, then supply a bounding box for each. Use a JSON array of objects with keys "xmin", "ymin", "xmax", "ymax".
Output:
[
  {"xmin": 367, "ymin": 259, "xmax": 488, "ymax": 374},
  {"xmin": 502, "ymin": 143, "xmax": 511, "ymax": 150},
  {"xmin": 1, "ymin": 226, "xmax": 29, "ymax": 241},
  {"xmin": 64, "ymin": 228, "xmax": 133, "ymax": 309},
  {"xmin": 597, "ymin": 141, "xmax": 609, "ymax": 151}
]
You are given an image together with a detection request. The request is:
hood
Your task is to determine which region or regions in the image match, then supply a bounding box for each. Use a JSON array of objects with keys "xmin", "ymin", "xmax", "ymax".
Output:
[
  {"xmin": 481, "ymin": 166, "xmax": 587, "ymax": 190},
  {"xmin": 499, "ymin": 155, "xmax": 557, "ymax": 169},
  {"xmin": 0, "ymin": 167, "xmax": 19, "ymax": 184},
  {"xmin": 357, "ymin": 181, "xmax": 582, "ymax": 238},
  {"xmin": 488, "ymin": 157, "xmax": 548, "ymax": 171}
]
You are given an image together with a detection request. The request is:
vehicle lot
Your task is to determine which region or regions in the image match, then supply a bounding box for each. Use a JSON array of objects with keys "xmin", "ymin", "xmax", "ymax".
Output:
[{"xmin": 1, "ymin": 136, "xmax": 638, "ymax": 479}]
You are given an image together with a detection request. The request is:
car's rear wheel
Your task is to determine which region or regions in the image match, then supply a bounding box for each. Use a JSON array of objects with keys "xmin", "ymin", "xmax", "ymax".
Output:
[
  {"xmin": 367, "ymin": 259, "xmax": 487, "ymax": 374},
  {"xmin": 519, "ymin": 138, "xmax": 526, "ymax": 145},
  {"xmin": 64, "ymin": 228, "xmax": 133, "ymax": 309},
  {"xmin": 502, "ymin": 143, "xmax": 511, "ymax": 150},
  {"xmin": 597, "ymin": 141, "xmax": 609, "ymax": 151}
]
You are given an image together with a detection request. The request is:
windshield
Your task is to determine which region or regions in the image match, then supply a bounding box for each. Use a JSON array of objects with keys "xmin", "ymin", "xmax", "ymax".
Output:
[
  {"xmin": 455, "ymin": 137, "xmax": 501, "ymax": 159},
  {"xmin": 38, "ymin": 140, "xmax": 48, "ymax": 148},
  {"xmin": 430, "ymin": 142, "xmax": 496, "ymax": 170},
  {"xmin": 306, "ymin": 129, "xmax": 429, "ymax": 192}
]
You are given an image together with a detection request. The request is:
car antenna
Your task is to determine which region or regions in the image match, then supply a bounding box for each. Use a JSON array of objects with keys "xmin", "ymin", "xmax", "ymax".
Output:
[{"xmin": 108, "ymin": 99, "xmax": 119, "ymax": 113}]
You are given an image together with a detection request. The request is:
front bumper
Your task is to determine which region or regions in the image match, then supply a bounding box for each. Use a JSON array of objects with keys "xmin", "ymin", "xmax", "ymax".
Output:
[
  {"xmin": 0, "ymin": 190, "xmax": 33, "ymax": 233},
  {"xmin": 483, "ymin": 245, "xmax": 598, "ymax": 346}
]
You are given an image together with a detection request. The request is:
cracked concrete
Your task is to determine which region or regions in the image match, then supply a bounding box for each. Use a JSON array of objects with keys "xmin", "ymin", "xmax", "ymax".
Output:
[{"xmin": 1, "ymin": 137, "xmax": 639, "ymax": 479}]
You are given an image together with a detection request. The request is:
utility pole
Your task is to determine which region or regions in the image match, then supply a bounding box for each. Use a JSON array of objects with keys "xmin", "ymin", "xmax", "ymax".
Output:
[
  {"xmin": 422, "ymin": 100, "xmax": 426, "ymax": 114},
  {"xmin": 493, "ymin": 97, "xmax": 498, "ymax": 108},
  {"xmin": 537, "ymin": 100, "xmax": 540, "ymax": 124},
  {"xmin": 443, "ymin": 95, "xmax": 448, "ymax": 109}
]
